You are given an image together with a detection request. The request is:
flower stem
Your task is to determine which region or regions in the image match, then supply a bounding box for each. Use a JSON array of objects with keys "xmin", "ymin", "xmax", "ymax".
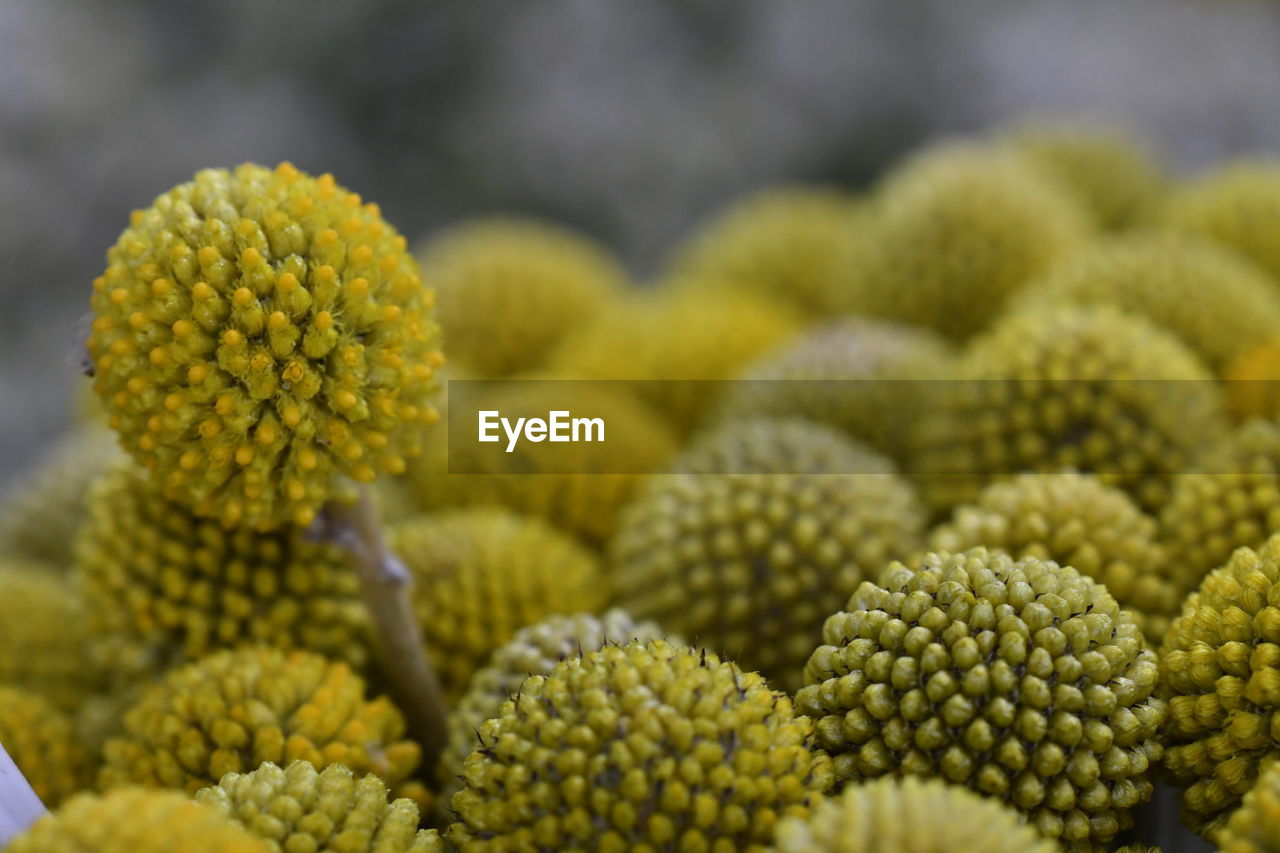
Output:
[{"xmin": 0, "ymin": 741, "xmax": 46, "ymax": 843}]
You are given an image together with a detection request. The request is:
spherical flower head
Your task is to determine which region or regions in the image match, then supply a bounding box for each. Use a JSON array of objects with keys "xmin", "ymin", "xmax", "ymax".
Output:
[
  {"xmin": 5, "ymin": 788, "xmax": 269, "ymax": 853},
  {"xmin": 1003, "ymin": 122, "xmax": 1166, "ymax": 230},
  {"xmin": 0, "ymin": 685, "xmax": 94, "ymax": 807},
  {"xmin": 1010, "ymin": 233, "xmax": 1280, "ymax": 373},
  {"xmin": 1156, "ymin": 161, "xmax": 1280, "ymax": 283},
  {"xmin": 1218, "ymin": 759, "xmax": 1280, "ymax": 853},
  {"xmin": 416, "ymin": 217, "xmax": 627, "ymax": 377},
  {"xmin": 446, "ymin": 639, "xmax": 833, "ymax": 851},
  {"xmin": 1159, "ymin": 420, "xmax": 1280, "ymax": 603},
  {"xmin": 87, "ymin": 162, "xmax": 444, "ymax": 531},
  {"xmin": 0, "ymin": 424, "xmax": 122, "ymax": 567},
  {"xmin": 670, "ymin": 417, "xmax": 899, "ymax": 477},
  {"xmin": 909, "ymin": 304, "xmax": 1224, "ymax": 514},
  {"xmin": 549, "ymin": 288, "xmax": 804, "ymax": 434},
  {"xmin": 773, "ymin": 776, "xmax": 1057, "ymax": 853},
  {"xmin": 440, "ymin": 608, "xmax": 671, "ymax": 791},
  {"xmin": 1161, "ymin": 534, "xmax": 1280, "ymax": 833},
  {"xmin": 611, "ymin": 419, "xmax": 925, "ymax": 691},
  {"xmin": 76, "ymin": 460, "xmax": 369, "ymax": 674},
  {"xmin": 390, "ymin": 508, "xmax": 607, "ymax": 698},
  {"xmin": 796, "ymin": 547, "xmax": 1165, "ymax": 851},
  {"xmin": 0, "ymin": 557, "xmax": 102, "ymax": 711},
  {"xmin": 665, "ymin": 185, "xmax": 862, "ymax": 316},
  {"xmin": 99, "ymin": 646, "xmax": 422, "ymax": 799},
  {"xmin": 196, "ymin": 760, "xmax": 438, "ymax": 853},
  {"xmin": 1224, "ymin": 336, "xmax": 1280, "ymax": 422},
  {"xmin": 406, "ymin": 380, "xmax": 678, "ymax": 543},
  {"xmin": 839, "ymin": 145, "xmax": 1092, "ymax": 340},
  {"xmin": 711, "ymin": 318, "xmax": 954, "ymax": 463},
  {"xmin": 929, "ymin": 471, "xmax": 1177, "ymax": 640}
]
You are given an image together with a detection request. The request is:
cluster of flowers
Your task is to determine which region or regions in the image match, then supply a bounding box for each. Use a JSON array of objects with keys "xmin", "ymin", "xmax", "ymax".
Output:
[{"xmin": 5, "ymin": 120, "xmax": 1280, "ymax": 852}]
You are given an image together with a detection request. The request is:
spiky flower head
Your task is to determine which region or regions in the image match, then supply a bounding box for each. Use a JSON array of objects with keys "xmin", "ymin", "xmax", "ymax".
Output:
[
  {"xmin": 0, "ymin": 685, "xmax": 94, "ymax": 807},
  {"xmin": 910, "ymin": 304, "xmax": 1223, "ymax": 514},
  {"xmin": 76, "ymin": 460, "xmax": 368, "ymax": 674},
  {"xmin": 1156, "ymin": 161, "xmax": 1280, "ymax": 283},
  {"xmin": 416, "ymin": 217, "xmax": 627, "ymax": 377},
  {"xmin": 711, "ymin": 318, "xmax": 953, "ymax": 462},
  {"xmin": 1218, "ymin": 759, "xmax": 1280, "ymax": 853},
  {"xmin": 929, "ymin": 471, "xmax": 1177, "ymax": 640},
  {"xmin": 5, "ymin": 788, "xmax": 269, "ymax": 853},
  {"xmin": 665, "ymin": 185, "xmax": 861, "ymax": 316},
  {"xmin": 549, "ymin": 288, "xmax": 803, "ymax": 434},
  {"xmin": 796, "ymin": 547, "xmax": 1165, "ymax": 851},
  {"xmin": 1003, "ymin": 122, "xmax": 1165, "ymax": 230},
  {"xmin": 838, "ymin": 146, "xmax": 1091, "ymax": 340},
  {"xmin": 0, "ymin": 558, "xmax": 101, "ymax": 711},
  {"xmin": 196, "ymin": 760, "xmax": 438, "ymax": 853},
  {"xmin": 1161, "ymin": 534, "xmax": 1280, "ymax": 833},
  {"xmin": 86, "ymin": 162, "xmax": 444, "ymax": 530},
  {"xmin": 1009, "ymin": 234, "xmax": 1280, "ymax": 372},
  {"xmin": 773, "ymin": 776, "xmax": 1057, "ymax": 853},
  {"xmin": 0, "ymin": 424, "xmax": 121, "ymax": 568},
  {"xmin": 99, "ymin": 646, "xmax": 421, "ymax": 799},
  {"xmin": 439, "ymin": 608, "xmax": 670, "ymax": 791},
  {"xmin": 446, "ymin": 639, "xmax": 834, "ymax": 851},
  {"xmin": 612, "ymin": 418, "xmax": 925, "ymax": 691},
  {"xmin": 390, "ymin": 508, "xmax": 607, "ymax": 698}
]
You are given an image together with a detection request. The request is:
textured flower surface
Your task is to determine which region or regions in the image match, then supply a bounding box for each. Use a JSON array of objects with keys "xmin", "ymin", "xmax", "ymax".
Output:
[
  {"xmin": 1224, "ymin": 337, "xmax": 1280, "ymax": 422},
  {"xmin": 87, "ymin": 162, "xmax": 444, "ymax": 530},
  {"xmin": 796, "ymin": 548, "xmax": 1165, "ymax": 851},
  {"xmin": 1218, "ymin": 759, "xmax": 1280, "ymax": 853},
  {"xmin": 447, "ymin": 639, "xmax": 833, "ymax": 852},
  {"xmin": 929, "ymin": 471, "xmax": 1176, "ymax": 639},
  {"xmin": 612, "ymin": 418, "xmax": 925, "ymax": 691},
  {"xmin": 99, "ymin": 646, "xmax": 421, "ymax": 798},
  {"xmin": 1161, "ymin": 534, "xmax": 1280, "ymax": 834},
  {"xmin": 391, "ymin": 508, "xmax": 607, "ymax": 697},
  {"xmin": 76, "ymin": 460, "xmax": 369, "ymax": 673},
  {"xmin": 5, "ymin": 788, "xmax": 270, "ymax": 853},
  {"xmin": 197, "ymin": 760, "xmax": 439, "ymax": 853},
  {"xmin": 440, "ymin": 608, "xmax": 670, "ymax": 791},
  {"xmin": 417, "ymin": 217, "xmax": 627, "ymax": 377},
  {"xmin": 0, "ymin": 685, "xmax": 93, "ymax": 807},
  {"xmin": 773, "ymin": 776, "xmax": 1057, "ymax": 853}
]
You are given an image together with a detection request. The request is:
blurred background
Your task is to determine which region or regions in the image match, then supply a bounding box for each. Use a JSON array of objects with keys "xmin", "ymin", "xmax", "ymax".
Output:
[{"xmin": 3, "ymin": 0, "xmax": 1280, "ymax": 481}]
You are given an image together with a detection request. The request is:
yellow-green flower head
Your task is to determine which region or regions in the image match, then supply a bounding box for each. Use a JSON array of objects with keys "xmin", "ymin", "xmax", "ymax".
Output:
[
  {"xmin": 1003, "ymin": 122, "xmax": 1166, "ymax": 230},
  {"xmin": 611, "ymin": 419, "xmax": 925, "ymax": 691},
  {"xmin": 86, "ymin": 162, "xmax": 444, "ymax": 531},
  {"xmin": 1158, "ymin": 419, "xmax": 1280, "ymax": 604},
  {"xmin": 549, "ymin": 288, "xmax": 804, "ymax": 434},
  {"xmin": 390, "ymin": 509, "xmax": 607, "ymax": 699},
  {"xmin": 1224, "ymin": 336, "xmax": 1280, "ymax": 422},
  {"xmin": 773, "ymin": 775, "xmax": 1057, "ymax": 853},
  {"xmin": 76, "ymin": 460, "xmax": 369, "ymax": 674},
  {"xmin": 0, "ymin": 425, "xmax": 122, "ymax": 568},
  {"xmin": 1218, "ymin": 759, "xmax": 1280, "ymax": 853},
  {"xmin": 839, "ymin": 145, "xmax": 1091, "ymax": 340},
  {"xmin": 5, "ymin": 788, "xmax": 270, "ymax": 853},
  {"xmin": 909, "ymin": 304, "xmax": 1223, "ymax": 515},
  {"xmin": 446, "ymin": 639, "xmax": 834, "ymax": 851},
  {"xmin": 929, "ymin": 471, "xmax": 1177, "ymax": 641},
  {"xmin": 196, "ymin": 760, "xmax": 438, "ymax": 853},
  {"xmin": 1156, "ymin": 161, "xmax": 1280, "ymax": 283},
  {"xmin": 1009, "ymin": 234, "xmax": 1280, "ymax": 372},
  {"xmin": 0, "ymin": 558, "xmax": 101, "ymax": 711},
  {"xmin": 440, "ymin": 608, "xmax": 670, "ymax": 792},
  {"xmin": 406, "ymin": 379, "xmax": 678, "ymax": 543},
  {"xmin": 416, "ymin": 217, "xmax": 627, "ymax": 378},
  {"xmin": 99, "ymin": 646, "xmax": 421, "ymax": 798},
  {"xmin": 664, "ymin": 185, "xmax": 862, "ymax": 317},
  {"xmin": 711, "ymin": 318, "xmax": 954, "ymax": 462},
  {"xmin": 1160, "ymin": 534, "xmax": 1280, "ymax": 833},
  {"xmin": 0, "ymin": 685, "xmax": 94, "ymax": 807},
  {"xmin": 796, "ymin": 548, "xmax": 1165, "ymax": 851},
  {"xmin": 671, "ymin": 417, "xmax": 898, "ymax": 477}
]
